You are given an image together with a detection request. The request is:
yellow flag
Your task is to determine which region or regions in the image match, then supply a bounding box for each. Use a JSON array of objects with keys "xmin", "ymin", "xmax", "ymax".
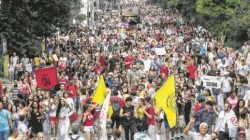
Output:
[
  {"xmin": 154, "ymin": 74, "xmax": 176, "ymax": 128},
  {"xmin": 92, "ymin": 75, "xmax": 107, "ymax": 105},
  {"xmin": 108, "ymin": 104, "xmax": 113, "ymax": 118}
]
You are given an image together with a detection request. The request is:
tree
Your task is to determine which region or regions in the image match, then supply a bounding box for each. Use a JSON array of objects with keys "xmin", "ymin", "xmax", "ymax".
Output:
[
  {"xmin": 0, "ymin": 0, "xmax": 75, "ymax": 56},
  {"xmin": 161, "ymin": 0, "xmax": 250, "ymax": 49}
]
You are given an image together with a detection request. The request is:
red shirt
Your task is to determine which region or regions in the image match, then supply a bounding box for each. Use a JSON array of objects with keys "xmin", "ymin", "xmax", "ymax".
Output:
[
  {"xmin": 160, "ymin": 66, "xmax": 169, "ymax": 77},
  {"xmin": 124, "ymin": 56, "xmax": 134, "ymax": 69},
  {"xmin": 84, "ymin": 113, "xmax": 95, "ymax": 126},
  {"xmin": 146, "ymin": 106, "xmax": 156, "ymax": 125},
  {"xmin": 99, "ymin": 56, "xmax": 106, "ymax": 67},
  {"xmin": 20, "ymin": 84, "xmax": 29, "ymax": 95},
  {"xmin": 66, "ymin": 84, "xmax": 78, "ymax": 99},
  {"xmin": 187, "ymin": 65, "xmax": 197, "ymax": 79},
  {"xmin": 110, "ymin": 96, "xmax": 126, "ymax": 107}
]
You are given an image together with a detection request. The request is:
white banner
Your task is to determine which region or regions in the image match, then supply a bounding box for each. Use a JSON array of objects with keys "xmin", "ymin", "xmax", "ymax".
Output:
[
  {"xmin": 99, "ymin": 92, "xmax": 111, "ymax": 140},
  {"xmin": 154, "ymin": 48, "xmax": 166, "ymax": 55},
  {"xmin": 201, "ymin": 75, "xmax": 221, "ymax": 89}
]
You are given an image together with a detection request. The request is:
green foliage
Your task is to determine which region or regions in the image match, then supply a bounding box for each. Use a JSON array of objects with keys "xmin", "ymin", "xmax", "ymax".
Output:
[
  {"xmin": 0, "ymin": 0, "xmax": 76, "ymax": 56},
  {"xmin": 161, "ymin": 0, "xmax": 250, "ymax": 49}
]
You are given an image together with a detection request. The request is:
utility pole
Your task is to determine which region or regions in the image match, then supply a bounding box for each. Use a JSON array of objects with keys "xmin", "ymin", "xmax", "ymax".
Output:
[{"xmin": 87, "ymin": 0, "xmax": 90, "ymax": 25}]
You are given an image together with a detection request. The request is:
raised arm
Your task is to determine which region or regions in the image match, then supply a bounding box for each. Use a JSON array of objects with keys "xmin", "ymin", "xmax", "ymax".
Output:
[{"xmin": 183, "ymin": 117, "xmax": 195, "ymax": 135}]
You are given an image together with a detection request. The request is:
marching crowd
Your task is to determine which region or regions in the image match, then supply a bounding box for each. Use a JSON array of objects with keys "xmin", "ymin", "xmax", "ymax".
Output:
[{"xmin": 1, "ymin": 2, "xmax": 250, "ymax": 140}]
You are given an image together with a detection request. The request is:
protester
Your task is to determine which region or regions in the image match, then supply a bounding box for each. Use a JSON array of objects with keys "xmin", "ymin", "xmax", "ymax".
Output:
[
  {"xmin": 0, "ymin": 101, "xmax": 12, "ymax": 140},
  {"xmin": 67, "ymin": 125, "xmax": 85, "ymax": 140},
  {"xmin": 82, "ymin": 104, "xmax": 94, "ymax": 140},
  {"xmin": 144, "ymin": 96, "xmax": 156, "ymax": 140},
  {"xmin": 183, "ymin": 118, "xmax": 211, "ymax": 140},
  {"xmin": 36, "ymin": 132, "xmax": 45, "ymax": 140},
  {"xmin": 57, "ymin": 98, "xmax": 72, "ymax": 140},
  {"xmin": 214, "ymin": 102, "xmax": 237, "ymax": 140},
  {"xmin": 120, "ymin": 97, "xmax": 136, "ymax": 140},
  {"xmin": 7, "ymin": 128, "xmax": 18, "ymax": 140},
  {"xmin": 194, "ymin": 101, "xmax": 216, "ymax": 133}
]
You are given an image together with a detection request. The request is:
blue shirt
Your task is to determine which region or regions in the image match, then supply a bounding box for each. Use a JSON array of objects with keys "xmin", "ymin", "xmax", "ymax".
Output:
[{"xmin": 0, "ymin": 109, "xmax": 10, "ymax": 131}]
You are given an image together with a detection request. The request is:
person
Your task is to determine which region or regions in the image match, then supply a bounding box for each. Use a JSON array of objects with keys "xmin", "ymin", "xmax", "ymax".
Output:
[
  {"xmin": 120, "ymin": 97, "xmax": 137, "ymax": 140},
  {"xmin": 135, "ymin": 98, "xmax": 147, "ymax": 132},
  {"xmin": 186, "ymin": 59, "xmax": 197, "ymax": 83},
  {"xmin": 17, "ymin": 115, "xmax": 29, "ymax": 140},
  {"xmin": 82, "ymin": 104, "xmax": 95, "ymax": 140},
  {"xmin": 49, "ymin": 95, "xmax": 59, "ymax": 139},
  {"xmin": 234, "ymin": 99, "xmax": 249, "ymax": 130},
  {"xmin": 110, "ymin": 90, "xmax": 125, "ymax": 131},
  {"xmin": 36, "ymin": 132, "xmax": 45, "ymax": 140},
  {"xmin": 193, "ymin": 100, "xmax": 216, "ymax": 133},
  {"xmin": 66, "ymin": 79, "xmax": 78, "ymax": 109},
  {"xmin": 221, "ymin": 72, "xmax": 233, "ymax": 99},
  {"xmin": 0, "ymin": 101, "xmax": 12, "ymax": 140},
  {"xmin": 183, "ymin": 118, "xmax": 211, "ymax": 140},
  {"xmin": 215, "ymin": 102, "xmax": 238, "ymax": 140},
  {"xmin": 57, "ymin": 98, "xmax": 72, "ymax": 140},
  {"xmin": 7, "ymin": 128, "xmax": 19, "ymax": 140},
  {"xmin": 10, "ymin": 105, "xmax": 19, "ymax": 129},
  {"xmin": 67, "ymin": 125, "xmax": 85, "ymax": 140},
  {"xmin": 28, "ymin": 101, "xmax": 44, "ymax": 137},
  {"xmin": 144, "ymin": 96, "xmax": 156, "ymax": 140},
  {"xmin": 211, "ymin": 132, "xmax": 219, "ymax": 140},
  {"xmin": 226, "ymin": 91, "xmax": 239, "ymax": 109},
  {"xmin": 19, "ymin": 79, "xmax": 31, "ymax": 103}
]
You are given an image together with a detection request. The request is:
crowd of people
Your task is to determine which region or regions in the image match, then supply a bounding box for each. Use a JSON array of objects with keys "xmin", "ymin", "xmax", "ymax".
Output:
[{"xmin": 0, "ymin": 2, "xmax": 250, "ymax": 140}]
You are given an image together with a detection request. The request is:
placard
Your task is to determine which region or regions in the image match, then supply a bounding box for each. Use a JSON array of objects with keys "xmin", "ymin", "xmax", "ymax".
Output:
[
  {"xmin": 201, "ymin": 75, "xmax": 221, "ymax": 89},
  {"xmin": 155, "ymin": 48, "xmax": 166, "ymax": 55}
]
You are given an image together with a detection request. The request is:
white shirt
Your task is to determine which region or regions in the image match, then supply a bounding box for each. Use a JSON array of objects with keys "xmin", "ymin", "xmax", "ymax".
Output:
[
  {"xmin": 215, "ymin": 110, "xmax": 238, "ymax": 137},
  {"xmin": 25, "ymin": 63, "xmax": 33, "ymax": 73},
  {"xmin": 238, "ymin": 65, "xmax": 248, "ymax": 76},
  {"xmin": 221, "ymin": 77, "xmax": 232, "ymax": 93},
  {"xmin": 217, "ymin": 63, "xmax": 228, "ymax": 72},
  {"xmin": 18, "ymin": 121, "xmax": 28, "ymax": 134},
  {"xmin": 66, "ymin": 98, "xmax": 74, "ymax": 110},
  {"xmin": 187, "ymin": 131, "xmax": 211, "ymax": 140}
]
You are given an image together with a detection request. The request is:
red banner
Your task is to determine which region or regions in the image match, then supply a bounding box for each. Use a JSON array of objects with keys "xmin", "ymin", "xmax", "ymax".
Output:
[{"xmin": 35, "ymin": 66, "xmax": 58, "ymax": 90}]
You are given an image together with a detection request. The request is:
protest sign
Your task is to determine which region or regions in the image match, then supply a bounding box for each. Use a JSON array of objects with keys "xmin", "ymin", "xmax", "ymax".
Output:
[
  {"xmin": 201, "ymin": 75, "xmax": 221, "ymax": 89},
  {"xmin": 155, "ymin": 48, "xmax": 166, "ymax": 55}
]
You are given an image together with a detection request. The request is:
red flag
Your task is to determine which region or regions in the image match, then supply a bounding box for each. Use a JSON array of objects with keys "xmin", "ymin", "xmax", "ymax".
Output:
[{"xmin": 35, "ymin": 66, "xmax": 58, "ymax": 90}]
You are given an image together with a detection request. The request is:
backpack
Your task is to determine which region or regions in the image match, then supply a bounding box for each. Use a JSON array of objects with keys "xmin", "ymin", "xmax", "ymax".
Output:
[
  {"xmin": 111, "ymin": 98, "xmax": 121, "ymax": 116},
  {"xmin": 70, "ymin": 135, "xmax": 80, "ymax": 140}
]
